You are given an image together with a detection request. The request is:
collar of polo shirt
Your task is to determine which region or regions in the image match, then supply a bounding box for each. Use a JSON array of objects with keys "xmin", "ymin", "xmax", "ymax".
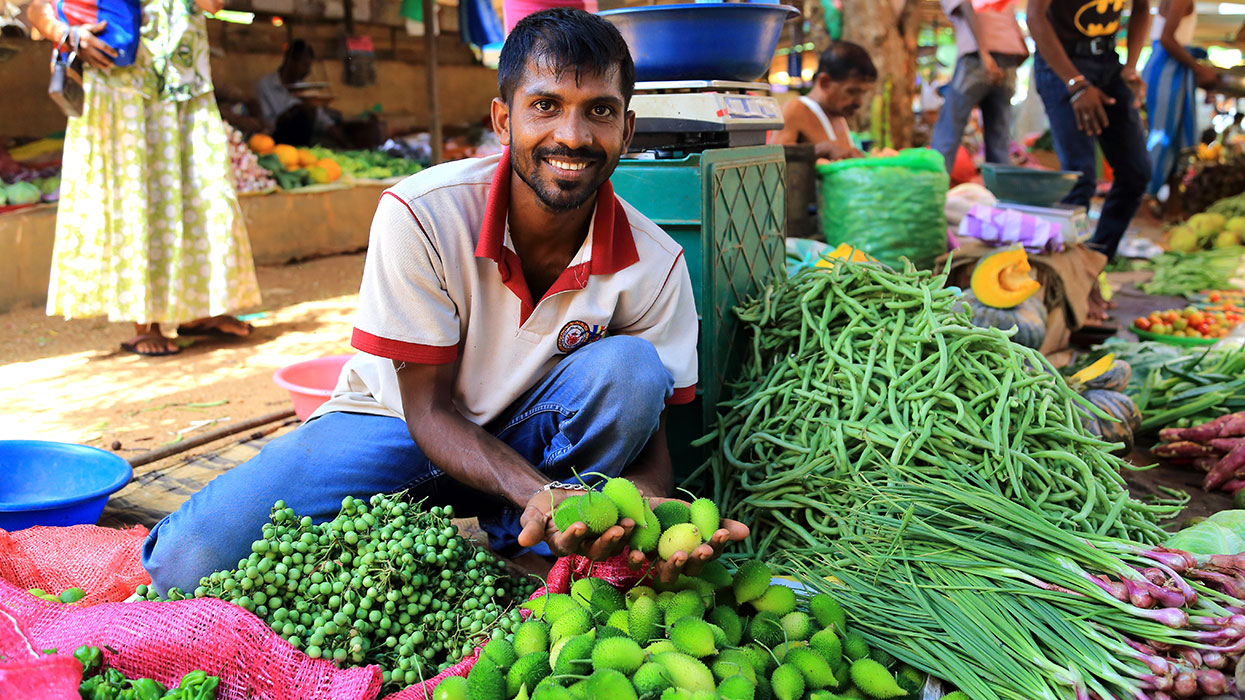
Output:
[{"xmin": 473, "ymin": 149, "xmax": 641, "ymax": 322}]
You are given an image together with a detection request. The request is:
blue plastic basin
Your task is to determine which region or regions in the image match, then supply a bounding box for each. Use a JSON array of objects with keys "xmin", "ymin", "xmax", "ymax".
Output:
[
  {"xmin": 600, "ymin": 3, "xmax": 800, "ymax": 83},
  {"xmin": 0, "ymin": 441, "xmax": 133, "ymax": 531}
]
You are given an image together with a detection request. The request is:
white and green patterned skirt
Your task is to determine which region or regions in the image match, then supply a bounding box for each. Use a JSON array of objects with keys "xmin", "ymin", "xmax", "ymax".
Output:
[{"xmin": 47, "ymin": 71, "xmax": 261, "ymax": 324}]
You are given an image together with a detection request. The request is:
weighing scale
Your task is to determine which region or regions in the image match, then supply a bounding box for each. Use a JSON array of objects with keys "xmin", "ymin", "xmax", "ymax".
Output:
[
  {"xmin": 611, "ymin": 81, "xmax": 788, "ymax": 474},
  {"xmin": 992, "ymin": 201, "xmax": 1092, "ymax": 246},
  {"xmin": 626, "ymin": 80, "xmax": 785, "ymax": 153}
]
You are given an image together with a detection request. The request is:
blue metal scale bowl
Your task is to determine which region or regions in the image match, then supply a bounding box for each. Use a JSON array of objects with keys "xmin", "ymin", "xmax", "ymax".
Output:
[
  {"xmin": 599, "ymin": 3, "xmax": 800, "ymax": 83},
  {"xmin": 0, "ymin": 441, "xmax": 133, "ymax": 530}
]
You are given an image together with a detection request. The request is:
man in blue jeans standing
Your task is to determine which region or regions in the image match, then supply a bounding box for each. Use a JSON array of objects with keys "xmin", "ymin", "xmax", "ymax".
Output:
[
  {"xmin": 142, "ymin": 9, "xmax": 747, "ymax": 595},
  {"xmin": 929, "ymin": 0, "xmax": 1028, "ymax": 173},
  {"xmin": 1028, "ymin": 0, "xmax": 1152, "ymax": 263}
]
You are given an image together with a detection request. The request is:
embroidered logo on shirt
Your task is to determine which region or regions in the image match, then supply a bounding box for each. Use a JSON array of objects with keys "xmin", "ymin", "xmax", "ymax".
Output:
[{"xmin": 557, "ymin": 320, "xmax": 608, "ymax": 353}]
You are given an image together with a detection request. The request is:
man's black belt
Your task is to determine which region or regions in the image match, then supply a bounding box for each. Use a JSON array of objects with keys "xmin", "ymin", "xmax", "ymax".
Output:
[{"xmin": 1064, "ymin": 35, "xmax": 1117, "ymax": 57}]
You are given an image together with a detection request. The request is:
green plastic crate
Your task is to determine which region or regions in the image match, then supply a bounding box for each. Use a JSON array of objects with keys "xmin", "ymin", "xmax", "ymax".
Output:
[{"xmin": 612, "ymin": 146, "xmax": 787, "ymax": 477}]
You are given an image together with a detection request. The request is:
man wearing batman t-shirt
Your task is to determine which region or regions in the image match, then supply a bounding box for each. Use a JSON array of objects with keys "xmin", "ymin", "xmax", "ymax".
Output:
[{"xmin": 1028, "ymin": 0, "xmax": 1151, "ymax": 269}]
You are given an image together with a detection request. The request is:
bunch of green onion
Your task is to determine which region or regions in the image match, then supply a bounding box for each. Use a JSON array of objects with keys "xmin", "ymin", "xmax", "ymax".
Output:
[{"xmin": 784, "ymin": 478, "xmax": 1243, "ymax": 700}]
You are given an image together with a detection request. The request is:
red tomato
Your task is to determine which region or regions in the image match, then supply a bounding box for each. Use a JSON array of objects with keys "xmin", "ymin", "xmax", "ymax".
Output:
[
  {"xmin": 1197, "ymin": 321, "xmax": 1212, "ymax": 334},
  {"xmin": 1187, "ymin": 311, "xmax": 1205, "ymax": 326},
  {"xmin": 1210, "ymin": 292, "xmax": 1223, "ymax": 303},
  {"xmin": 1134, "ymin": 317, "xmax": 1153, "ymax": 331}
]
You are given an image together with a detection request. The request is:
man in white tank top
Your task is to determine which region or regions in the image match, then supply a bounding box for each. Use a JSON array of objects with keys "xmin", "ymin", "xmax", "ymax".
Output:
[{"xmin": 770, "ymin": 41, "xmax": 877, "ymax": 161}]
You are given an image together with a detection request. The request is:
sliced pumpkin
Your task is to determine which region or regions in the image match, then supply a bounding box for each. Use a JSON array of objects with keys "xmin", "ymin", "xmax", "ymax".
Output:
[
  {"xmin": 815, "ymin": 243, "xmax": 875, "ymax": 269},
  {"xmin": 970, "ymin": 246, "xmax": 1041, "ymax": 309},
  {"xmin": 1070, "ymin": 353, "xmax": 1116, "ymax": 386}
]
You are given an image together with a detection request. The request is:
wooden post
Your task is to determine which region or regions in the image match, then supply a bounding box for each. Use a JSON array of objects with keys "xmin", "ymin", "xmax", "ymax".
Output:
[
  {"xmin": 422, "ymin": 0, "xmax": 444, "ymax": 165},
  {"xmin": 838, "ymin": 0, "xmax": 920, "ymax": 148}
]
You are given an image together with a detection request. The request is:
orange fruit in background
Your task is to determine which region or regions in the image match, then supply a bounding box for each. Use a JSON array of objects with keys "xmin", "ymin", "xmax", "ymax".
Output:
[
  {"xmin": 273, "ymin": 144, "xmax": 299, "ymax": 169},
  {"xmin": 317, "ymin": 158, "xmax": 341, "ymax": 182},
  {"xmin": 248, "ymin": 133, "xmax": 275, "ymax": 155},
  {"xmin": 297, "ymin": 148, "xmax": 318, "ymax": 167}
]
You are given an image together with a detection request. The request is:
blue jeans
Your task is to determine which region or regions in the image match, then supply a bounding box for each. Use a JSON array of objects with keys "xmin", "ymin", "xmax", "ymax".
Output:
[
  {"xmin": 930, "ymin": 53, "xmax": 1019, "ymax": 171},
  {"xmin": 142, "ymin": 335, "xmax": 674, "ymax": 594},
  {"xmin": 1033, "ymin": 52, "xmax": 1151, "ymax": 260}
]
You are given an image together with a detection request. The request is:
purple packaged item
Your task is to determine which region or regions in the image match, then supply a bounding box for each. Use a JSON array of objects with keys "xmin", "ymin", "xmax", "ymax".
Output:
[{"xmin": 957, "ymin": 204, "xmax": 1064, "ymax": 255}]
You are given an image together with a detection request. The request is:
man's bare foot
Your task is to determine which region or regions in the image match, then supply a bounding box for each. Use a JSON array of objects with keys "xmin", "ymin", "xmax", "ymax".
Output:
[
  {"xmin": 121, "ymin": 323, "xmax": 180, "ymax": 356},
  {"xmin": 177, "ymin": 315, "xmax": 253, "ymax": 338},
  {"xmin": 1087, "ymin": 283, "xmax": 1112, "ymax": 324}
]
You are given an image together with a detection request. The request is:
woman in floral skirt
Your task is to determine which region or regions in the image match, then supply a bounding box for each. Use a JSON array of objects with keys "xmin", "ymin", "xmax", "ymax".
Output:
[{"xmin": 26, "ymin": 0, "xmax": 261, "ymax": 356}]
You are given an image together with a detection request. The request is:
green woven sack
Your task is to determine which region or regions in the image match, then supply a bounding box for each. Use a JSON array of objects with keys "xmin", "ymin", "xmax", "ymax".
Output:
[{"xmin": 816, "ymin": 148, "xmax": 949, "ymax": 270}]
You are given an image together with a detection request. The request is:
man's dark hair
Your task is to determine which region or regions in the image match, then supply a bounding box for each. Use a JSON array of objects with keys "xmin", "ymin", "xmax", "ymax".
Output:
[
  {"xmin": 816, "ymin": 40, "xmax": 877, "ymax": 82},
  {"xmin": 498, "ymin": 8, "xmax": 636, "ymax": 107},
  {"xmin": 286, "ymin": 39, "xmax": 315, "ymax": 63}
]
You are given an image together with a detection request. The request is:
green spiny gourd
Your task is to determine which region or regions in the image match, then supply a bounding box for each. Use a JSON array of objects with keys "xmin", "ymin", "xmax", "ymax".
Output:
[
  {"xmin": 653, "ymin": 500, "xmax": 692, "ymax": 530},
  {"xmin": 658, "ymin": 523, "xmax": 703, "ymax": 560},
  {"xmin": 606, "ymin": 608, "xmax": 629, "ymax": 633},
  {"xmin": 810, "ymin": 628, "xmax": 843, "ymax": 666},
  {"xmin": 552, "ymin": 632, "xmax": 596, "ymax": 677},
  {"xmin": 586, "ymin": 668, "xmax": 638, "ymax": 700},
  {"xmin": 628, "ymin": 594, "xmax": 660, "ymax": 646},
  {"xmin": 747, "ymin": 611, "xmax": 785, "ymax": 648},
  {"xmin": 785, "ymin": 646, "xmax": 838, "ymax": 689},
  {"xmin": 708, "ymin": 605, "xmax": 744, "ymax": 646},
  {"xmin": 578, "ymin": 491, "xmax": 620, "ymax": 536},
  {"xmin": 482, "ymin": 637, "xmax": 517, "ymax": 671},
  {"xmin": 780, "ymin": 611, "xmax": 814, "ymax": 641},
  {"xmin": 809, "ymin": 594, "xmax": 846, "ymax": 632},
  {"xmin": 465, "ymin": 655, "xmax": 505, "ymax": 700},
  {"xmin": 591, "ymin": 635, "xmax": 646, "ymax": 674},
  {"xmin": 733, "ymin": 561, "xmax": 772, "ymax": 606},
  {"xmin": 513, "ymin": 619, "xmax": 551, "ymax": 657},
  {"xmin": 506, "ymin": 651, "xmax": 551, "ymax": 698},
  {"xmin": 654, "ymin": 652, "xmax": 717, "ymax": 693},
  {"xmin": 550, "ymin": 605, "xmax": 592, "ymax": 645},
  {"xmin": 634, "ymin": 661, "xmax": 674, "ymax": 697},
  {"xmin": 689, "ymin": 498, "xmax": 721, "ymax": 543},
  {"xmin": 553, "ymin": 494, "xmax": 586, "ymax": 533},
  {"xmin": 842, "ymin": 632, "xmax": 870, "ymax": 661},
  {"xmin": 432, "ymin": 676, "xmax": 467, "ymax": 700},
  {"xmin": 670, "ymin": 616, "xmax": 718, "ymax": 657},
  {"xmin": 629, "ymin": 503, "xmax": 662, "ymax": 554},
  {"xmin": 602, "ymin": 477, "xmax": 647, "ymax": 524},
  {"xmin": 698, "ymin": 559, "xmax": 733, "ymax": 590},
  {"xmin": 712, "ymin": 649, "xmax": 758, "ymax": 683},
  {"xmin": 665, "ymin": 589, "xmax": 706, "ymax": 626},
  {"xmin": 771, "ymin": 664, "xmax": 806, "ymax": 700},
  {"xmin": 751, "ymin": 584, "xmax": 797, "ymax": 616},
  {"xmin": 718, "ymin": 674, "xmax": 758, "ymax": 700},
  {"xmin": 571, "ymin": 577, "xmax": 624, "ymax": 621},
  {"xmin": 849, "ymin": 659, "xmax": 907, "ymax": 699}
]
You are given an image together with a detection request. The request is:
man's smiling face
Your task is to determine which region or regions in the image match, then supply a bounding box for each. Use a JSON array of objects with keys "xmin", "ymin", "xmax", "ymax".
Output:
[{"xmin": 495, "ymin": 57, "xmax": 635, "ymax": 213}]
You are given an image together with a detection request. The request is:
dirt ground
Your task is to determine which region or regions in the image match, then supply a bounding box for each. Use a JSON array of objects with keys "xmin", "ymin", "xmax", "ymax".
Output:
[{"xmin": 0, "ymin": 253, "xmax": 366, "ymax": 465}]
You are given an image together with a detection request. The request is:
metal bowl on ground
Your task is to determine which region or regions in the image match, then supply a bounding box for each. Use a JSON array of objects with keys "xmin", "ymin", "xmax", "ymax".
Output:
[
  {"xmin": 981, "ymin": 163, "xmax": 1082, "ymax": 207},
  {"xmin": 0, "ymin": 440, "xmax": 132, "ymax": 530},
  {"xmin": 599, "ymin": 3, "xmax": 800, "ymax": 82}
]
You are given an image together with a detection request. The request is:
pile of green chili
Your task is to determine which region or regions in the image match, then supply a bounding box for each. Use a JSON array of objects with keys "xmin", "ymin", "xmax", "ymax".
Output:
[{"xmin": 694, "ymin": 259, "xmax": 1183, "ymax": 556}]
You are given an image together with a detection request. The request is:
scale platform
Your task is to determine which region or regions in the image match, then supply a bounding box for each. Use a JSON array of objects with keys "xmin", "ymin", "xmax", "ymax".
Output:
[
  {"xmin": 994, "ymin": 201, "xmax": 1091, "ymax": 245},
  {"xmin": 629, "ymin": 80, "xmax": 783, "ymax": 153}
]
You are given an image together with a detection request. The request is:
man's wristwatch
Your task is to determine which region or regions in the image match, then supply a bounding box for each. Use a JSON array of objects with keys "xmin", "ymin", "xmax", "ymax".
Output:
[{"xmin": 1066, "ymin": 75, "xmax": 1088, "ymax": 93}]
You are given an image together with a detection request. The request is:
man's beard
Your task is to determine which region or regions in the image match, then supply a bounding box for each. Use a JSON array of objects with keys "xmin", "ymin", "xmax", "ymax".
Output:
[{"xmin": 512, "ymin": 140, "xmax": 615, "ymax": 213}]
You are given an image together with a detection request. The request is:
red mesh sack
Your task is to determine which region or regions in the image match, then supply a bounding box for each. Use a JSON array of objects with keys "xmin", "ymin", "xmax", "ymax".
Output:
[
  {"xmin": 0, "ymin": 525, "xmax": 150, "ymax": 605},
  {"xmin": 383, "ymin": 554, "xmax": 652, "ymax": 700},
  {"xmin": 0, "ymin": 601, "xmax": 83, "ymax": 699},
  {"xmin": 0, "ymin": 579, "xmax": 381, "ymax": 700}
]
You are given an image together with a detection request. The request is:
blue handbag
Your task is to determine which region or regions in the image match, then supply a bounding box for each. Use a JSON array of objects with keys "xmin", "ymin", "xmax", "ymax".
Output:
[{"xmin": 56, "ymin": 0, "xmax": 142, "ymax": 68}]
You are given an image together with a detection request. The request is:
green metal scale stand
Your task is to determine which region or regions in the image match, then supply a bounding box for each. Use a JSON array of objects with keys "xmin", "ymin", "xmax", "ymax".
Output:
[{"xmin": 612, "ymin": 145, "xmax": 787, "ymax": 479}]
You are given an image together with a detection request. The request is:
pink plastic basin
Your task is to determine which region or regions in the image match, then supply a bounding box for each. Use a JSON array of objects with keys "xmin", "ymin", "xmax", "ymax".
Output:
[{"xmin": 272, "ymin": 354, "xmax": 353, "ymax": 421}]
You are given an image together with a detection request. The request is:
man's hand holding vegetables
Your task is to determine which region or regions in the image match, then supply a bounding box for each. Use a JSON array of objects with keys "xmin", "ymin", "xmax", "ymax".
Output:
[{"xmin": 142, "ymin": 9, "xmax": 747, "ymax": 594}]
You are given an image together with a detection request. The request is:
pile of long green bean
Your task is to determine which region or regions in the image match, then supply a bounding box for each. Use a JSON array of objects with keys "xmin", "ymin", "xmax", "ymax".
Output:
[
  {"xmin": 694, "ymin": 260, "xmax": 1183, "ymax": 555},
  {"xmin": 1138, "ymin": 247, "xmax": 1245, "ymax": 298},
  {"xmin": 784, "ymin": 478, "xmax": 1244, "ymax": 700}
]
